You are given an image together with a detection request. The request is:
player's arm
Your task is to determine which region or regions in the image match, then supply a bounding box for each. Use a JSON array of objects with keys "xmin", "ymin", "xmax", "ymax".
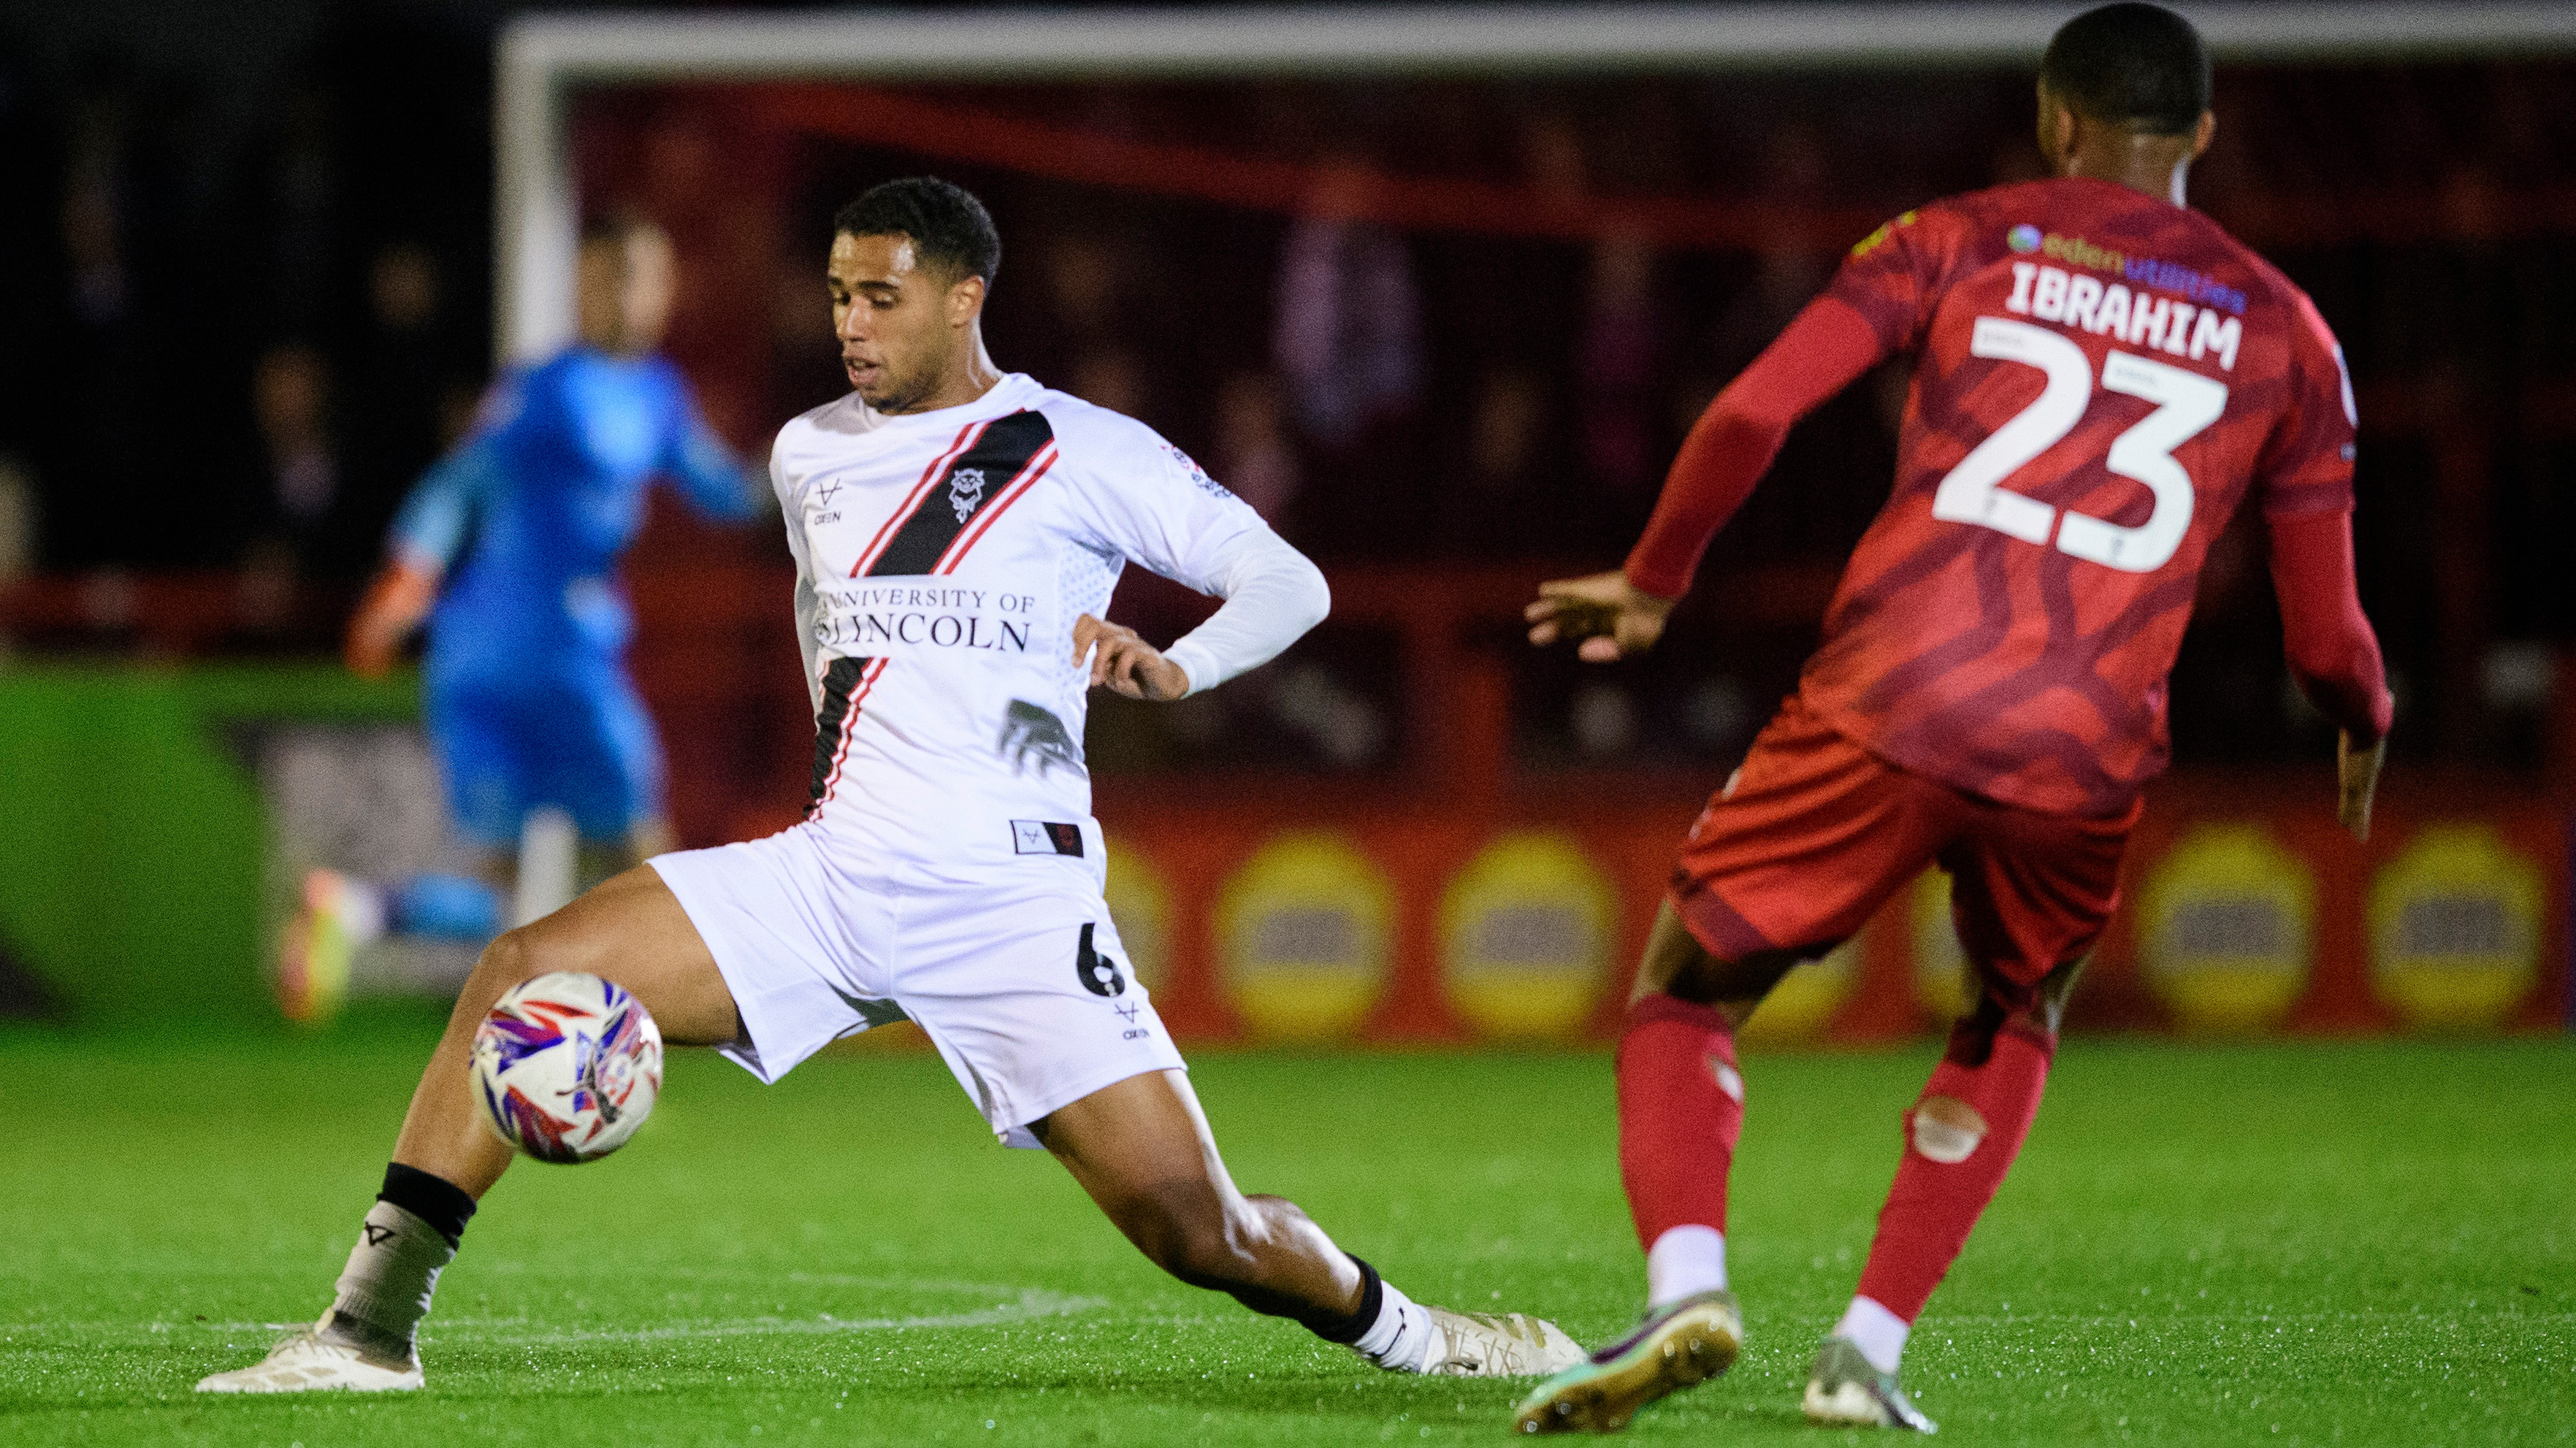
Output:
[
  {"xmin": 2261, "ymin": 295, "xmax": 2394, "ymax": 840},
  {"xmin": 2269, "ymin": 512, "xmax": 2392, "ymax": 839},
  {"xmin": 666, "ymin": 410, "xmax": 771, "ymax": 525},
  {"xmin": 1528, "ymin": 278, "xmax": 1899, "ymax": 662},
  {"xmin": 1060, "ymin": 415, "xmax": 1329, "ymax": 701},
  {"xmin": 345, "ymin": 440, "xmax": 502, "ymax": 677},
  {"xmin": 1075, "ymin": 527, "xmax": 1329, "ymax": 700}
]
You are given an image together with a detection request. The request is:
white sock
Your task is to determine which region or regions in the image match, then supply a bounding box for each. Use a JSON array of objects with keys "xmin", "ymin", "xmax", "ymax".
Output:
[
  {"xmin": 1833, "ymin": 1295, "xmax": 1910, "ymax": 1375},
  {"xmin": 1646, "ymin": 1225, "xmax": 1727, "ymax": 1307},
  {"xmin": 513, "ymin": 805, "xmax": 578, "ymax": 926},
  {"xmin": 334, "ymin": 876, "xmax": 388, "ymax": 946},
  {"xmin": 329, "ymin": 1201, "xmax": 455, "ymax": 1351},
  {"xmin": 1351, "ymin": 1278, "xmax": 1442, "ymax": 1372}
]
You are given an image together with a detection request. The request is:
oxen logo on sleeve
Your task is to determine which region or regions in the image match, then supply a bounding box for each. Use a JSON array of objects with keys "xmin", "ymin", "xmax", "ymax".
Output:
[
  {"xmin": 1161, "ymin": 442, "xmax": 1237, "ymax": 501},
  {"xmin": 948, "ymin": 467, "xmax": 987, "ymax": 522}
]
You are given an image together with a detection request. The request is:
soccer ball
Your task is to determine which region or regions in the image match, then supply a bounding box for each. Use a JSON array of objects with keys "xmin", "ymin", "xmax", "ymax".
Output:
[{"xmin": 470, "ymin": 972, "xmax": 662, "ymax": 1163}]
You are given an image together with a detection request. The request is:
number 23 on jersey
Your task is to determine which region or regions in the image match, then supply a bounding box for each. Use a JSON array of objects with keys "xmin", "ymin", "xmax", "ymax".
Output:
[{"xmin": 1932, "ymin": 315, "xmax": 2228, "ymax": 575}]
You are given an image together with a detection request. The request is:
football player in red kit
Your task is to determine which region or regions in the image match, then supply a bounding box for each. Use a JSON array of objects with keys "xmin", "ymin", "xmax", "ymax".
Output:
[{"xmin": 1515, "ymin": 3, "xmax": 2391, "ymax": 1433}]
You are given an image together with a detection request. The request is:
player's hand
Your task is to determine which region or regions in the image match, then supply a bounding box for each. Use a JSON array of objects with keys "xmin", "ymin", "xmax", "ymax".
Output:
[
  {"xmin": 1072, "ymin": 613, "xmax": 1190, "ymax": 702},
  {"xmin": 1525, "ymin": 570, "xmax": 1678, "ymax": 663},
  {"xmin": 2337, "ymin": 729, "xmax": 2386, "ymax": 843},
  {"xmin": 343, "ymin": 560, "xmax": 440, "ymax": 678}
]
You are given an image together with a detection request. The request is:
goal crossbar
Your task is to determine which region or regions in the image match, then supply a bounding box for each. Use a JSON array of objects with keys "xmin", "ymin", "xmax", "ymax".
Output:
[{"xmin": 497, "ymin": 1, "xmax": 2576, "ymax": 357}]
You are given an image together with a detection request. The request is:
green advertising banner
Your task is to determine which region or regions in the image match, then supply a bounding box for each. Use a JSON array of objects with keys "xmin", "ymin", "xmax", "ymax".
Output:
[{"xmin": 0, "ymin": 664, "xmax": 418, "ymax": 1027}]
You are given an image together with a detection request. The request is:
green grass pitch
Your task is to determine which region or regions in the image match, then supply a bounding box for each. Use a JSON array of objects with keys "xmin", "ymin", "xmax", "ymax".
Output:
[{"xmin": 1, "ymin": 1013, "xmax": 2570, "ymax": 1445}]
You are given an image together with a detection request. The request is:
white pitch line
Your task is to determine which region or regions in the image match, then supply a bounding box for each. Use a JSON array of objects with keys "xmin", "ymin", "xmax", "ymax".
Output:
[
  {"xmin": 12, "ymin": 1288, "xmax": 1107, "ymax": 1347},
  {"xmin": 428, "ymin": 1289, "xmax": 1107, "ymax": 1344},
  {"xmin": 11, "ymin": 1282, "xmax": 1109, "ymax": 1344}
]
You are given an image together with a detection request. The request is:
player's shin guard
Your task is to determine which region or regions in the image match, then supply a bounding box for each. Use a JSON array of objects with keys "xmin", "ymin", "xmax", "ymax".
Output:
[
  {"xmin": 1851, "ymin": 1017, "xmax": 2054, "ymax": 1330},
  {"xmin": 1618, "ymin": 994, "xmax": 1744, "ymax": 1306},
  {"xmin": 326, "ymin": 1165, "xmax": 476, "ymax": 1357}
]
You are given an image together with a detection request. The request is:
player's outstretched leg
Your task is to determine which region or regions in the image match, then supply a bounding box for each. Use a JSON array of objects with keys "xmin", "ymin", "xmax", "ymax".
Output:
[
  {"xmin": 1033, "ymin": 1068, "xmax": 1583, "ymax": 1378},
  {"xmin": 198, "ymin": 867, "xmax": 743, "ymax": 1393},
  {"xmin": 1517, "ymin": 905, "xmax": 1801, "ymax": 1433},
  {"xmin": 1804, "ymin": 965, "xmax": 2079, "ymax": 1433}
]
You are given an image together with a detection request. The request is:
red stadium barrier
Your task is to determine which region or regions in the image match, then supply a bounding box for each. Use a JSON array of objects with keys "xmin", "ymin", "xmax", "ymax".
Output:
[
  {"xmin": 612, "ymin": 556, "xmax": 2573, "ymax": 1046},
  {"xmin": 1082, "ymin": 770, "xmax": 2570, "ymax": 1047},
  {"xmin": 3, "ymin": 543, "xmax": 2567, "ymax": 1043},
  {"xmin": 733, "ymin": 82, "xmax": 2576, "ymax": 251}
]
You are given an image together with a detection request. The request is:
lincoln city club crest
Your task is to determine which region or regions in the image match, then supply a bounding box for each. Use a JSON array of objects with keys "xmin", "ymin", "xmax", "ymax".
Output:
[{"xmin": 948, "ymin": 466, "xmax": 987, "ymax": 522}]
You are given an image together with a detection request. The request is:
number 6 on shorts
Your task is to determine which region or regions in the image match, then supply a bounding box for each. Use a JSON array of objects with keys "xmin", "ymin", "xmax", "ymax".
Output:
[{"xmin": 1075, "ymin": 922, "xmax": 1127, "ymax": 997}]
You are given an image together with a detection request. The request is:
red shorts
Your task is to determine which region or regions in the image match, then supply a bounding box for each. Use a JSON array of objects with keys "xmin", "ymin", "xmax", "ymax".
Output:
[{"xmin": 1671, "ymin": 694, "xmax": 2139, "ymax": 1009}]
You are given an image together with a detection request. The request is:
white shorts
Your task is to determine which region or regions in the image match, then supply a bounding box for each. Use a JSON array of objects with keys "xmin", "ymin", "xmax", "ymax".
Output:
[{"xmin": 649, "ymin": 820, "xmax": 1185, "ymax": 1146}]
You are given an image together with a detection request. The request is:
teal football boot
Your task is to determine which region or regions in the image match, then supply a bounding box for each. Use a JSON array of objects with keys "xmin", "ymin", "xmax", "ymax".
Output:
[{"xmin": 1511, "ymin": 1289, "xmax": 1742, "ymax": 1433}]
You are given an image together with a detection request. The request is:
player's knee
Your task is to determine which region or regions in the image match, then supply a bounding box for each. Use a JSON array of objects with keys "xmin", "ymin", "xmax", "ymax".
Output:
[
  {"xmin": 1910, "ymin": 1094, "xmax": 1989, "ymax": 1164},
  {"xmin": 469, "ymin": 927, "xmax": 553, "ymax": 994},
  {"xmin": 2032, "ymin": 957, "xmax": 2087, "ymax": 1035}
]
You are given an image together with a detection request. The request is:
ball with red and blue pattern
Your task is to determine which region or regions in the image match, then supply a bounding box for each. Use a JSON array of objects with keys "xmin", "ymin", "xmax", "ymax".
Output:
[{"xmin": 470, "ymin": 971, "xmax": 663, "ymax": 1163}]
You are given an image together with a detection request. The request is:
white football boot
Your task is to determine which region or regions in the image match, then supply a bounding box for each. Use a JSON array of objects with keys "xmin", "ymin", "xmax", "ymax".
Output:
[
  {"xmin": 194, "ymin": 1313, "xmax": 423, "ymax": 1393},
  {"xmin": 1802, "ymin": 1333, "xmax": 1936, "ymax": 1432},
  {"xmin": 1416, "ymin": 1306, "xmax": 1587, "ymax": 1377}
]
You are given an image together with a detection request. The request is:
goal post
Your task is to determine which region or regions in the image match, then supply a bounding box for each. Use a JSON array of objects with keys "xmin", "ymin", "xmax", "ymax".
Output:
[{"xmin": 494, "ymin": 1, "xmax": 2576, "ymax": 359}]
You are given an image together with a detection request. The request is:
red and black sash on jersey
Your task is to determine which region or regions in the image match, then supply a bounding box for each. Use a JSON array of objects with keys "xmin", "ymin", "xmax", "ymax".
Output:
[{"xmin": 806, "ymin": 410, "xmax": 1059, "ymax": 813}]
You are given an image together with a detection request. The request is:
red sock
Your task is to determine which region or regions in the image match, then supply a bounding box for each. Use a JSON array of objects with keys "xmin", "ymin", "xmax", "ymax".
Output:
[
  {"xmin": 1617, "ymin": 994, "xmax": 1745, "ymax": 1249},
  {"xmin": 1853, "ymin": 1022, "xmax": 2053, "ymax": 1322}
]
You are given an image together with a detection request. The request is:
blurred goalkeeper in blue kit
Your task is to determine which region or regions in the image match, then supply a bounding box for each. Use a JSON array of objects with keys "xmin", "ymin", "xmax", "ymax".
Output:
[{"xmin": 279, "ymin": 216, "xmax": 765, "ymax": 1020}]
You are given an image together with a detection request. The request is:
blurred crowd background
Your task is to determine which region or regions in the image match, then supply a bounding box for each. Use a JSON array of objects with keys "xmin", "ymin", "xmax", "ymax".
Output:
[{"xmin": 1, "ymin": 1, "xmax": 2573, "ymax": 796}]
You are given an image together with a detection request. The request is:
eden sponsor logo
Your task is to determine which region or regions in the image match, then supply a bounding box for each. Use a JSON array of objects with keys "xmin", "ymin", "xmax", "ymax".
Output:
[
  {"xmin": 2009, "ymin": 226, "xmax": 2249, "ymax": 317},
  {"xmin": 2006, "ymin": 261, "xmax": 2243, "ymax": 372},
  {"xmin": 814, "ymin": 575, "xmax": 1038, "ymax": 656}
]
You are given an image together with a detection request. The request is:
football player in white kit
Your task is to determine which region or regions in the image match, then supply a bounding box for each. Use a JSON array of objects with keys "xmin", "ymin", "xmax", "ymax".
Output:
[{"xmin": 199, "ymin": 177, "xmax": 1583, "ymax": 1395}]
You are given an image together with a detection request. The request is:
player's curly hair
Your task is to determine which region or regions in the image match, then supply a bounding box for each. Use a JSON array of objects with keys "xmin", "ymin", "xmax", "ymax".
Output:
[
  {"xmin": 2040, "ymin": 2, "xmax": 2212, "ymax": 137},
  {"xmin": 833, "ymin": 177, "xmax": 1002, "ymax": 286}
]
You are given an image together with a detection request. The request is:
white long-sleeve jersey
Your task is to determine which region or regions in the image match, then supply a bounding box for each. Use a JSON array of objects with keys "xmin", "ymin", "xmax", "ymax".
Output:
[{"xmin": 770, "ymin": 372, "xmax": 1328, "ymax": 876}]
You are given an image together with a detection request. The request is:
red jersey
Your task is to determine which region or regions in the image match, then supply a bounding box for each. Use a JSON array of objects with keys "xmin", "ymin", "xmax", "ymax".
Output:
[{"xmin": 1629, "ymin": 175, "xmax": 2386, "ymax": 817}]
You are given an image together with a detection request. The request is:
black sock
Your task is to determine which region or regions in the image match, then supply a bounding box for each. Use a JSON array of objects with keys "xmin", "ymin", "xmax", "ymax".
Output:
[
  {"xmin": 378, "ymin": 1162, "xmax": 476, "ymax": 1249},
  {"xmin": 1302, "ymin": 1254, "xmax": 1385, "ymax": 1345}
]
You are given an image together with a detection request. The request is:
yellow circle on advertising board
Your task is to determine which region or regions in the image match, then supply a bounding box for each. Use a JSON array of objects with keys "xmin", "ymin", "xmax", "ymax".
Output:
[
  {"xmin": 1736, "ymin": 936, "xmax": 1859, "ymax": 1046},
  {"xmin": 2367, "ymin": 824, "xmax": 2542, "ymax": 1031},
  {"xmin": 2138, "ymin": 824, "xmax": 2315, "ymax": 1033},
  {"xmin": 1101, "ymin": 835, "xmax": 1169, "ymax": 993},
  {"xmin": 1438, "ymin": 832, "xmax": 1616, "ymax": 1041},
  {"xmin": 1215, "ymin": 832, "xmax": 1394, "ymax": 1043},
  {"xmin": 1912, "ymin": 870, "xmax": 1969, "ymax": 1022}
]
